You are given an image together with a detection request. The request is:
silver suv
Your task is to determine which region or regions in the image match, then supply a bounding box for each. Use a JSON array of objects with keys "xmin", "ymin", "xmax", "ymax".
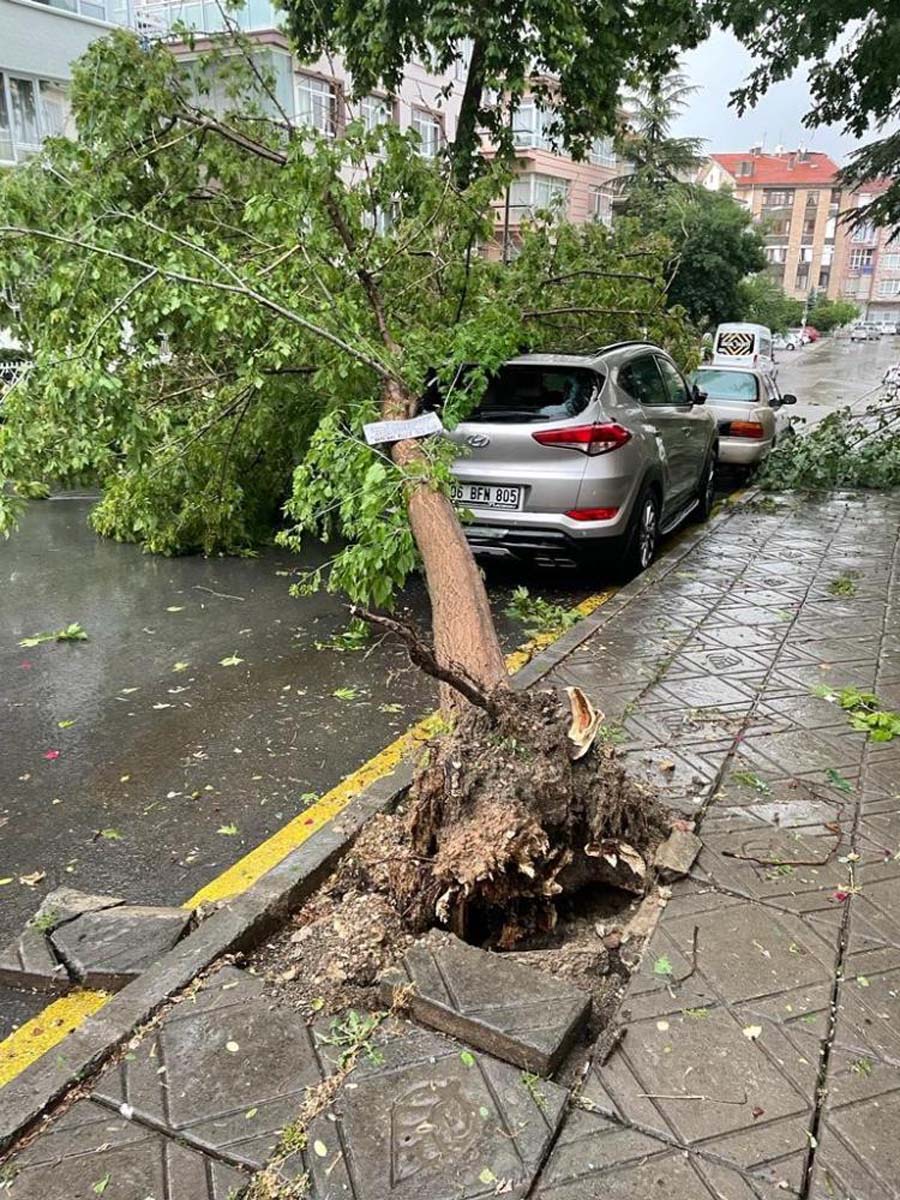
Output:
[{"xmin": 448, "ymin": 343, "xmax": 717, "ymax": 575}]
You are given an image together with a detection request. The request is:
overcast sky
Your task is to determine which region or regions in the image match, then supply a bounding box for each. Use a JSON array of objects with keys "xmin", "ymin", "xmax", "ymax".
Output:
[{"xmin": 671, "ymin": 29, "xmax": 862, "ymax": 164}]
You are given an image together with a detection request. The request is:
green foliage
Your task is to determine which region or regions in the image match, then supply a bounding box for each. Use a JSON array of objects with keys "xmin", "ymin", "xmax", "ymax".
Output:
[
  {"xmin": 737, "ymin": 273, "xmax": 804, "ymax": 333},
  {"xmin": 627, "ymin": 185, "xmax": 765, "ymax": 330},
  {"xmin": 280, "ymin": 1, "xmax": 709, "ymax": 180},
  {"xmin": 616, "ymin": 71, "xmax": 705, "ymax": 191},
  {"xmin": 19, "ymin": 623, "xmax": 88, "ymax": 647},
  {"xmin": 757, "ymin": 408, "xmax": 900, "ymax": 492},
  {"xmin": 0, "ymin": 28, "xmax": 697, "ymax": 618},
  {"xmin": 504, "ymin": 586, "xmax": 582, "ymax": 638},
  {"xmin": 827, "ymin": 573, "xmax": 857, "ymax": 597},
  {"xmin": 807, "ymin": 297, "xmax": 859, "ymax": 333},
  {"xmin": 316, "ymin": 1010, "xmax": 384, "ymax": 1068},
  {"xmin": 813, "ymin": 684, "xmax": 900, "ymax": 742}
]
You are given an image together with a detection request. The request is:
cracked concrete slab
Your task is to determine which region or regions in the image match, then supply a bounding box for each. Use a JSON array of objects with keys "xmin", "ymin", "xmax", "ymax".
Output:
[{"xmin": 50, "ymin": 904, "xmax": 192, "ymax": 991}]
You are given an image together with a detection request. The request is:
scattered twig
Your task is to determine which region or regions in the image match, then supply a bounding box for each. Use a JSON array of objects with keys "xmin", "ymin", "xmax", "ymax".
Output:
[
  {"xmin": 671, "ymin": 924, "xmax": 699, "ymax": 985},
  {"xmin": 638, "ymin": 1090, "xmax": 749, "ymax": 1106},
  {"xmin": 193, "ymin": 585, "xmax": 245, "ymax": 601}
]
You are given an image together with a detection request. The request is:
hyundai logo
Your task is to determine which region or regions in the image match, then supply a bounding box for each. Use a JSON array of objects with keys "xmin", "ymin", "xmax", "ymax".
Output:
[{"xmin": 466, "ymin": 433, "xmax": 491, "ymax": 448}]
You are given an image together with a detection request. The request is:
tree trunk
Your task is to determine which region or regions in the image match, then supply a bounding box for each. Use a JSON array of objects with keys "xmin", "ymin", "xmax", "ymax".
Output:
[
  {"xmin": 384, "ymin": 379, "xmax": 508, "ymax": 707},
  {"xmin": 451, "ymin": 38, "xmax": 487, "ymax": 190}
]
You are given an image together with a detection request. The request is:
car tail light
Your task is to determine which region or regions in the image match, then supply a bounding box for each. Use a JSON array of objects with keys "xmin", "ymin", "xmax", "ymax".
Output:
[
  {"xmin": 727, "ymin": 420, "xmax": 765, "ymax": 439},
  {"xmin": 565, "ymin": 507, "xmax": 620, "ymax": 521},
  {"xmin": 532, "ymin": 423, "xmax": 632, "ymax": 455}
]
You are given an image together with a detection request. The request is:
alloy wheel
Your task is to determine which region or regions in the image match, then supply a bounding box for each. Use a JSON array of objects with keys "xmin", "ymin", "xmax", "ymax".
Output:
[{"xmin": 638, "ymin": 496, "xmax": 658, "ymax": 569}]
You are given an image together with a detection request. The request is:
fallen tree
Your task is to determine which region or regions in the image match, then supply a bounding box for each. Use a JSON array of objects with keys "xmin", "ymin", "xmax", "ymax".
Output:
[{"xmin": 0, "ymin": 28, "xmax": 695, "ymax": 936}]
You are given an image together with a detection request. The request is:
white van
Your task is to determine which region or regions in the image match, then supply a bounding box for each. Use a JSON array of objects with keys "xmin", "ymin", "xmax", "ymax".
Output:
[{"xmin": 713, "ymin": 323, "xmax": 776, "ymax": 375}]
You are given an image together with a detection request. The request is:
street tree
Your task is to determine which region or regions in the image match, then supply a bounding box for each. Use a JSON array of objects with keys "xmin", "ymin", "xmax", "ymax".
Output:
[
  {"xmin": 0, "ymin": 30, "xmax": 695, "ymax": 937},
  {"xmin": 280, "ymin": 1, "xmax": 710, "ymax": 186},
  {"xmin": 737, "ymin": 273, "xmax": 804, "ymax": 333},
  {"xmin": 713, "ymin": 0, "xmax": 900, "ymax": 229},
  {"xmin": 617, "ymin": 71, "xmax": 706, "ymax": 192},
  {"xmin": 806, "ymin": 297, "xmax": 860, "ymax": 333}
]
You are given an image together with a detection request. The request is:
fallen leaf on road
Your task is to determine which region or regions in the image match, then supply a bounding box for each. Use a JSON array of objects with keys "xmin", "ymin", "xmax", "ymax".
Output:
[
  {"xmin": 218, "ymin": 824, "xmax": 239, "ymax": 836},
  {"xmin": 166, "ymin": 606, "xmax": 185, "ymax": 612},
  {"xmin": 460, "ymin": 1050, "xmax": 476, "ymax": 1067},
  {"xmin": 43, "ymin": 749, "xmax": 60, "ymax": 761},
  {"xmin": 219, "ymin": 654, "xmax": 244, "ymax": 667},
  {"xmin": 313, "ymin": 1140, "xmax": 328, "ymax": 1158},
  {"xmin": 245, "ymin": 1108, "xmax": 258, "ymax": 1120},
  {"xmin": 173, "ymin": 662, "xmax": 190, "ymax": 672},
  {"xmin": 653, "ymin": 955, "xmax": 673, "ymax": 977},
  {"xmin": 751, "ymin": 1106, "xmax": 765, "ymax": 1120},
  {"xmin": 152, "ymin": 703, "xmax": 173, "ymax": 710},
  {"xmin": 333, "ymin": 686, "xmax": 357, "ymax": 700},
  {"xmin": 100, "ymin": 829, "xmax": 123, "ymax": 841},
  {"xmin": 0, "ymin": 878, "xmax": 14, "ymax": 886},
  {"xmin": 91, "ymin": 1175, "xmax": 110, "ymax": 1196},
  {"xmin": 120, "ymin": 687, "xmax": 139, "ymax": 694},
  {"xmin": 57, "ymin": 719, "xmax": 76, "ymax": 729},
  {"xmin": 19, "ymin": 871, "xmax": 46, "ymax": 887},
  {"xmin": 120, "ymin": 774, "xmax": 131, "ymax": 783},
  {"xmin": 742, "ymin": 1025, "xmax": 763, "ymax": 1041}
]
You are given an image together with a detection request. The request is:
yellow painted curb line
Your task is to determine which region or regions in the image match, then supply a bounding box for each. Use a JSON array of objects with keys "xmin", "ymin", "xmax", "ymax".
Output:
[
  {"xmin": 0, "ymin": 587, "xmax": 615, "ymax": 1088},
  {"xmin": 0, "ymin": 990, "xmax": 108, "ymax": 1088}
]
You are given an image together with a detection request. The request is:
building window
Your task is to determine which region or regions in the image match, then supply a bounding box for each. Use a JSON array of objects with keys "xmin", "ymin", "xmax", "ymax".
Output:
[
  {"xmin": 508, "ymin": 172, "xmax": 569, "ymax": 219},
  {"xmin": 358, "ymin": 94, "xmax": 392, "ymax": 133},
  {"xmin": 818, "ymin": 268, "xmax": 830, "ymax": 289},
  {"xmin": 589, "ymin": 136, "xmax": 616, "ymax": 168},
  {"xmin": 795, "ymin": 266, "xmax": 810, "ymax": 289},
  {"xmin": 737, "ymin": 159, "xmax": 753, "ymax": 176},
  {"xmin": 767, "ymin": 218, "xmax": 791, "ymax": 237},
  {"xmin": 821, "ymin": 244, "xmax": 834, "ymax": 266},
  {"xmin": 589, "ymin": 184, "xmax": 614, "ymax": 227},
  {"xmin": 882, "ymin": 252, "xmax": 900, "ymax": 271},
  {"xmin": 295, "ymin": 74, "xmax": 337, "ymax": 135},
  {"xmin": 852, "ymin": 221, "xmax": 877, "ymax": 243},
  {"xmin": 0, "ymin": 71, "xmax": 71, "ymax": 164},
  {"xmin": 513, "ymin": 99, "xmax": 553, "ymax": 151},
  {"xmin": 454, "ymin": 38, "xmax": 474, "ymax": 81},
  {"xmin": 411, "ymin": 107, "xmax": 443, "ymax": 157},
  {"xmin": 763, "ymin": 189, "xmax": 794, "ymax": 208},
  {"xmin": 850, "ymin": 248, "xmax": 874, "ymax": 269},
  {"xmin": 805, "ymin": 190, "xmax": 820, "ymax": 207},
  {"xmin": 802, "ymin": 218, "xmax": 816, "ymax": 239},
  {"xmin": 877, "ymin": 279, "xmax": 900, "ymax": 297},
  {"xmin": 765, "ymin": 246, "xmax": 788, "ymax": 264}
]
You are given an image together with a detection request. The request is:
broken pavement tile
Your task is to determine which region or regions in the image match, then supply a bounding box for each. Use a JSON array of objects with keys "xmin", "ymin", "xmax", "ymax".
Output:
[
  {"xmin": 0, "ymin": 925, "xmax": 68, "ymax": 993},
  {"xmin": 654, "ymin": 828, "xmax": 702, "ymax": 879},
  {"xmin": 3, "ymin": 1099, "xmax": 246, "ymax": 1200},
  {"xmin": 50, "ymin": 904, "xmax": 193, "ymax": 991},
  {"xmin": 33, "ymin": 886, "xmax": 124, "ymax": 932},
  {"xmin": 379, "ymin": 929, "xmax": 590, "ymax": 1074}
]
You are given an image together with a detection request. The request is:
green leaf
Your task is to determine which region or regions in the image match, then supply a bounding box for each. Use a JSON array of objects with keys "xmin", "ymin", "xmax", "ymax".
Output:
[
  {"xmin": 57, "ymin": 719, "xmax": 77, "ymax": 729},
  {"xmin": 333, "ymin": 686, "xmax": 358, "ymax": 701},
  {"xmin": 460, "ymin": 1049, "xmax": 476, "ymax": 1067},
  {"xmin": 99, "ymin": 828, "xmax": 123, "ymax": 841},
  {"xmin": 173, "ymin": 662, "xmax": 190, "ymax": 672},
  {"xmin": 826, "ymin": 768, "xmax": 853, "ymax": 793},
  {"xmin": 219, "ymin": 654, "xmax": 244, "ymax": 667},
  {"xmin": 217, "ymin": 823, "xmax": 239, "ymax": 836},
  {"xmin": 653, "ymin": 955, "xmax": 673, "ymax": 977},
  {"xmin": 478, "ymin": 1168, "xmax": 497, "ymax": 1185},
  {"xmin": 92, "ymin": 1176, "xmax": 111, "ymax": 1196},
  {"xmin": 313, "ymin": 1139, "xmax": 328, "ymax": 1158}
]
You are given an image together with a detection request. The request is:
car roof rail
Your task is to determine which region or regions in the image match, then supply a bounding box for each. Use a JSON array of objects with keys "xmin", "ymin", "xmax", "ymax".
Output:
[{"xmin": 593, "ymin": 340, "xmax": 654, "ymax": 356}]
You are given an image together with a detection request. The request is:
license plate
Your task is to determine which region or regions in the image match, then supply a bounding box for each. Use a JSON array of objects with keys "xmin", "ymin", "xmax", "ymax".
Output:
[{"xmin": 450, "ymin": 482, "xmax": 523, "ymax": 510}]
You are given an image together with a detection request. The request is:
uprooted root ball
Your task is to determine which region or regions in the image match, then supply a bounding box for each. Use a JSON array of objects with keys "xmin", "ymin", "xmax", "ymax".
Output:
[
  {"xmin": 391, "ymin": 687, "xmax": 669, "ymax": 945},
  {"xmin": 260, "ymin": 686, "xmax": 671, "ymax": 1011}
]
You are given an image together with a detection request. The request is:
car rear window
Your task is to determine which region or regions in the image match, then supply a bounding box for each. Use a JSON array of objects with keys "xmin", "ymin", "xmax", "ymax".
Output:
[
  {"xmin": 693, "ymin": 369, "xmax": 758, "ymax": 402},
  {"xmin": 465, "ymin": 366, "xmax": 599, "ymax": 424}
]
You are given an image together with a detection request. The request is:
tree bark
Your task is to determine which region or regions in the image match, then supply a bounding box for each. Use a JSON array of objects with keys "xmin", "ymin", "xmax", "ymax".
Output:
[
  {"xmin": 383, "ymin": 379, "xmax": 508, "ymax": 708},
  {"xmin": 451, "ymin": 38, "xmax": 487, "ymax": 191}
]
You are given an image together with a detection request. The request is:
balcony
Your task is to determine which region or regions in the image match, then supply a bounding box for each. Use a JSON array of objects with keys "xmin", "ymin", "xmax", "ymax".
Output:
[
  {"xmin": 30, "ymin": 0, "xmax": 133, "ymax": 23},
  {"xmin": 136, "ymin": 0, "xmax": 282, "ymax": 35}
]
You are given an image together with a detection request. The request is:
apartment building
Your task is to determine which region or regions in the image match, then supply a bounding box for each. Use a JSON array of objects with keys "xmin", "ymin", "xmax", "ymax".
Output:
[
  {"xmin": 137, "ymin": 0, "xmax": 620, "ymax": 249},
  {"xmin": 839, "ymin": 179, "xmax": 900, "ymax": 326},
  {"xmin": 0, "ymin": 0, "xmax": 133, "ymax": 164},
  {"xmin": 699, "ymin": 149, "xmax": 846, "ymax": 301}
]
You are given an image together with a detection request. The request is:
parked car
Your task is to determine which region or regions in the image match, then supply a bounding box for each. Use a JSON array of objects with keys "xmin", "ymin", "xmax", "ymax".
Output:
[
  {"xmin": 850, "ymin": 324, "xmax": 871, "ymax": 342},
  {"xmin": 803, "ymin": 326, "xmax": 821, "ymax": 342},
  {"xmin": 690, "ymin": 363, "xmax": 797, "ymax": 468},
  {"xmin": 448, "ymin": 344, "xmax": 718, "ymax": 576},
  {"xmin": 788, "ymin": 328, "xmax": 811, "ymax": 345},
  {"xmin": 773, "ymin": 332, "xmax": 801, "ymax": 351}
]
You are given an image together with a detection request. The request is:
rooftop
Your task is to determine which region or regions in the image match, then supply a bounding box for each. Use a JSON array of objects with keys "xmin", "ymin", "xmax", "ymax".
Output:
[{"xmin": 710, "ymin": 150, "xmax": 841, "ymax": 187}]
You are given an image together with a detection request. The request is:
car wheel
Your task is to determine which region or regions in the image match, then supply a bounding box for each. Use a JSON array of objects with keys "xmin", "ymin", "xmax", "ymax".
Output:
[
  {"xmin": 620, "ymin": 487, "xmax": 659, "ymax": 578},
  {"xmin": 692, "ymin": 452, "xmax": 716, "ymax": 522}
]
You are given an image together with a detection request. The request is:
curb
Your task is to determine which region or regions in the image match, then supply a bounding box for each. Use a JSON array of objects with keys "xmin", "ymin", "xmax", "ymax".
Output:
[{"xmin": 0, "ymin": 493, "xmax": 747, "ymax": 1155}]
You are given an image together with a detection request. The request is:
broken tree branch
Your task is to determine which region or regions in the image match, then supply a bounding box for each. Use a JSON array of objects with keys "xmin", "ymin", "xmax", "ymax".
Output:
[{"xmin": 351, "ymin": 606, "xmax": 499, "ymax": 716}]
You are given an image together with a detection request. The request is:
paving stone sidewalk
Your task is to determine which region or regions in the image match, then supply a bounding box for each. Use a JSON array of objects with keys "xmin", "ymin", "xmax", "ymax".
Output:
[{"xmin": 3, "ymin": 490, "xmax": 899, "ymax": 1200}]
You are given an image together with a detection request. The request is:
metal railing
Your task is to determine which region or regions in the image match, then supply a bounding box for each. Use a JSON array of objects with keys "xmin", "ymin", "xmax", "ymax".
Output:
[{"xmin": 135, "ymin": 0, "xmax": 282, "ymax": 35}]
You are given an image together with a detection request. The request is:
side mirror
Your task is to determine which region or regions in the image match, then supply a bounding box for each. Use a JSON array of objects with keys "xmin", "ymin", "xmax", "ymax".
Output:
[
  {"xmin": 781, "ymin": 393, "xmax": 798, "ymax": 405},
  {"xmin": 692, "ymin": 385, "xmax": 707, "ymax": 405}
]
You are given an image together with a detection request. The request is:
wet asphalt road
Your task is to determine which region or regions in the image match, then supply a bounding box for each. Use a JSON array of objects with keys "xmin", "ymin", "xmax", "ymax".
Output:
[{"xmin": 0, "ymin": 332, "xmax": 895, "ymax": 1036}]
